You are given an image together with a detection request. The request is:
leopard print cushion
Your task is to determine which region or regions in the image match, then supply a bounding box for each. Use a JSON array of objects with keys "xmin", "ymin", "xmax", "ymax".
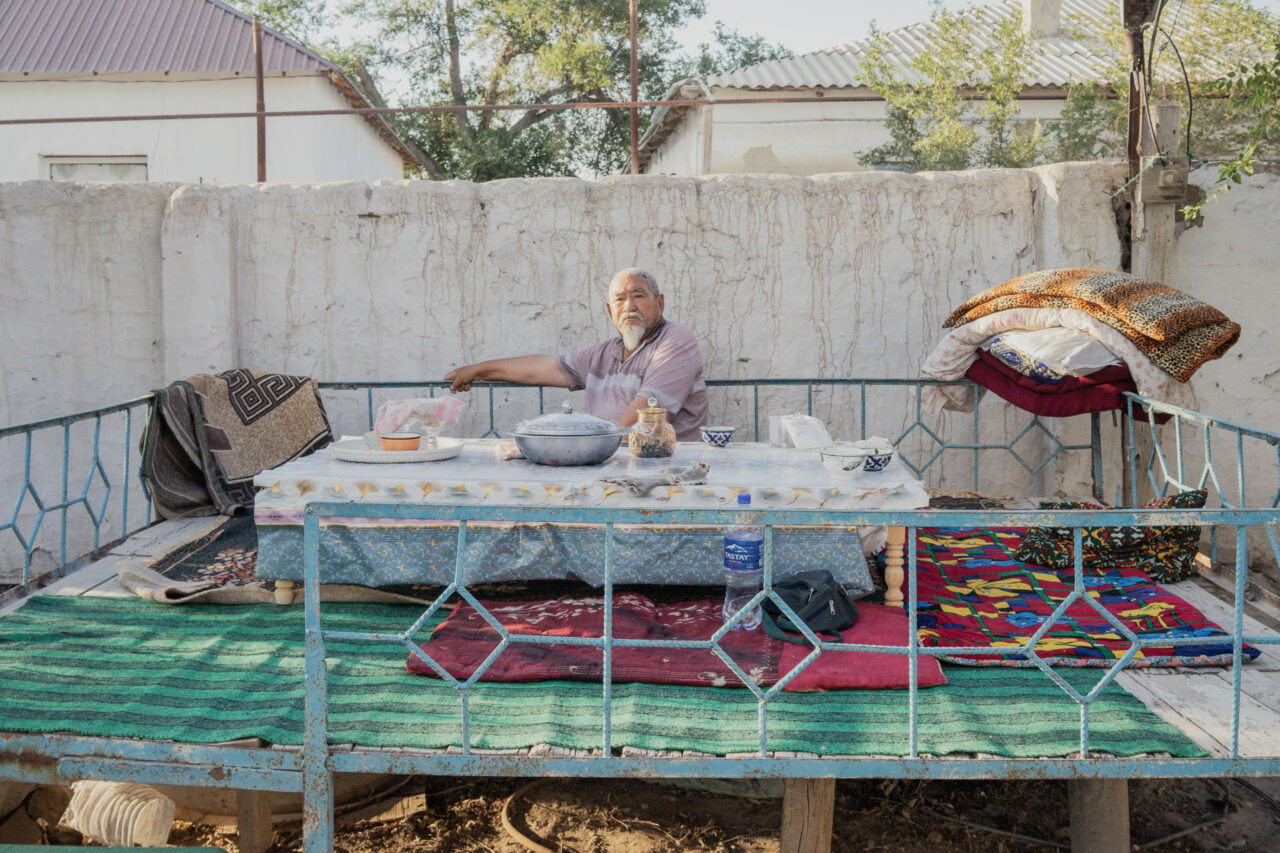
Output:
[{"xmin": 1016, "ymin": 490, "xmax": 1207, "ymax": 583}]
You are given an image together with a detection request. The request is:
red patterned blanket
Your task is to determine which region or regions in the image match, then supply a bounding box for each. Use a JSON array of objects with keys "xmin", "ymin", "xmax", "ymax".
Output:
[{"xmin": 408, "ymin": 594, "xmax": 946, "ymax": 691}]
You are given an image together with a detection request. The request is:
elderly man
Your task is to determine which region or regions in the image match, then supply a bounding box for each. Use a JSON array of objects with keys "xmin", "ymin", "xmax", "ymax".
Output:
[{"xmin": 446, "ymin": 268, "xmax": 708, "ymax": 440}]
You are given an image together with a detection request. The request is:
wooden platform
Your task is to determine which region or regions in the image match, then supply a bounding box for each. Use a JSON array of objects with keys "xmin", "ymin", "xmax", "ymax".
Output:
[{"xmin": 5, "ymin": 518, "xmax": 1280, "ymax": 761}]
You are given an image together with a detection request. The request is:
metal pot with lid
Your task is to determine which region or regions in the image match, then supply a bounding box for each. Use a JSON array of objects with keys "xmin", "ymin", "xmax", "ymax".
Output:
[{"xmin": 511, "ymin": 401, "xmax": 627, "ymax": 466}]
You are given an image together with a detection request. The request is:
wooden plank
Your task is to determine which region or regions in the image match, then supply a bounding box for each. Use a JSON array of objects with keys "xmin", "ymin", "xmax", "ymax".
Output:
[
  {"xmin": 1160, "ymin": 580, "xmax": 1280, "ymax": 671},
  {"xmin": 1119, "ymin": 668, "xmax": 1280, "ymax": 757},
  {"xmin": 0, "ymin": 556, "xmax": 119, "ymax": 615},
  {"xmin": 236, "ymin": 789, "xmax": 274, "ymax": 853},
  {"xmin": 1114, "ymin": 672, "xmax": 1226, "ymax": 755},
  {"xmin": 780, "ymin": 778, "xmax": 834, "ymax": 853},
  {"xmin": 83, "ymin": 577, "xmax": 133, "ymax": 599},
  {"xmin": 108, "ymin": 516, "xmax": 224, "ymax": 559}
]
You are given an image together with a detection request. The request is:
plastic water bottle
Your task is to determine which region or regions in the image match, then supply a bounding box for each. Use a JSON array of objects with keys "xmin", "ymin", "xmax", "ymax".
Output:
[{"xmin": 723, "ymin": 492, "xmax": 764, "ymax": 630}]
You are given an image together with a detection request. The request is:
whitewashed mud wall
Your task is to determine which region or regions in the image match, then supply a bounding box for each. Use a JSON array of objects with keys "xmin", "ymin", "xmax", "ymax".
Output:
[
  {"xmin": 8, "ymin": 162, "xmax": 1280, "ymax": 582},
  {"xmin": 157, "ymin": 163, "xmax": 1124, "ymax": 502}
]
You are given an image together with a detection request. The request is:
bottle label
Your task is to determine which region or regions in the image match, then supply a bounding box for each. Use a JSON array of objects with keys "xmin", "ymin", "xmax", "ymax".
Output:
[{"xmin": 724, "ymin": 534, "xmax": 762, "ymax": 571}]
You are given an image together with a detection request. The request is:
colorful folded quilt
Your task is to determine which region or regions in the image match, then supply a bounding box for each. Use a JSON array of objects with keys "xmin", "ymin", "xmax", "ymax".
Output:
[
  {"xmin": 408, "ymin": 594, "xmax": 947, "ymax": 691},
  {"xmin": 913, "ymin": 526, "xmax": 1257, "ymax": 667},
  {"xmin": 1015, "ymin": 491, "xmax": 1206, "ymax": 584},
  {"xmin": 919, "ymin": 307, "xmax": 1198, "ymax": 416},
  {"xmin": 943, "ymin": 270, "xmax": 1240, "ymax": 382}
]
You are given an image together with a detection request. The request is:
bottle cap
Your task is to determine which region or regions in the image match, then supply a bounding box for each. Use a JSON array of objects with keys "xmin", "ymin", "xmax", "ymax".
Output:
[{"xmin": 737, "ymin": 492, "xmax": 751, "ymax": 506}]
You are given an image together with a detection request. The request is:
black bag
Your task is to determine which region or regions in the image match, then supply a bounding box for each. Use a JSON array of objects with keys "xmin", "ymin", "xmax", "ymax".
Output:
[{"xmin": 760, "ymin": 570, "xmax": 859, "ymax": 646}]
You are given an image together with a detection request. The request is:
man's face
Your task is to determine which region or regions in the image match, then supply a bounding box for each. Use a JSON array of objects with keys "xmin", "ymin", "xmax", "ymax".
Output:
[{"xmin": 607, "ymin": 276, "xmax": 664, "ymax": 350}]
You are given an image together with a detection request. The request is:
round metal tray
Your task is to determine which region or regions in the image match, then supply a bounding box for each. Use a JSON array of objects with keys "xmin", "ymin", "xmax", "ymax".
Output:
[{"xmin": 328, "ymin": 437, "xmax": 463, "ymax": 464}]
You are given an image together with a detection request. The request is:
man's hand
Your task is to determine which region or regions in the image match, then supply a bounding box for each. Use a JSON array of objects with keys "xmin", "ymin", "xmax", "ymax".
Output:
[{"xmin": 445, "ymin": 364, "xmax": 482, "ymax": 393}]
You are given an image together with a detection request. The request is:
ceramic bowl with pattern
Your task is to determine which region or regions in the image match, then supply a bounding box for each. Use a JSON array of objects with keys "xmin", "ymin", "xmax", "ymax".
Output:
[
  {"xmin": 699, "ymin": 425, "xmax": 735, "ymax": 447},
  {"xmin": 820, "ymin": 442, "xmax": 895, "ymax": 478}
]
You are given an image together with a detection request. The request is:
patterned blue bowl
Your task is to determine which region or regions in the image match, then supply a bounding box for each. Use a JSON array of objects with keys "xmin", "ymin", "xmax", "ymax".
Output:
[{"xmin": 699, "ymin": 425, "xmax": 735, "ymax": 447}]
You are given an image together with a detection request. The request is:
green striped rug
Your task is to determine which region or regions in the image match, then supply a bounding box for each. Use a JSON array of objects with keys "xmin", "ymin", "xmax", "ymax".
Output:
[{"xmin": 0, "ymin": 597, "xmax": 1203, "ymax": 758}]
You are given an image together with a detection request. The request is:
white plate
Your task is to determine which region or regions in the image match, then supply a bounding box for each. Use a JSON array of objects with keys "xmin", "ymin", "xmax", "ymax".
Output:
[{"xmin": 328, "ymin": 437, "xmax": 463, "ymax": 464}]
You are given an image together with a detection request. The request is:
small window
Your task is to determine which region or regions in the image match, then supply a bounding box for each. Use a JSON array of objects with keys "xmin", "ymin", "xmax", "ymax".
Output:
[{"xmin": 42, "ymin": 156, "xmax": 148, "ymax": 182}]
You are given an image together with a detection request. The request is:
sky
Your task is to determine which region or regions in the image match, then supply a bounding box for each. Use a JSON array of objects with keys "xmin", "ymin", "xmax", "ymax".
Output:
[
  {"xmin": 329, "ymin": 0, "xmax": 1280, "ymax": 100},
  {"xmin": 679, "ymin": 0, "xmax": 1280, "ymax": 53}
]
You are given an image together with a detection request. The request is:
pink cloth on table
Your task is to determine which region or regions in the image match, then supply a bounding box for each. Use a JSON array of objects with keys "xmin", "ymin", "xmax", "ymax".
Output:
[
  {"xmin": 373, "ymin": 396, "xmax": 467, "ymax": 435},
  {"xmin": 407, "ymin": 594, "xmax": 946, "ymax": 691}
]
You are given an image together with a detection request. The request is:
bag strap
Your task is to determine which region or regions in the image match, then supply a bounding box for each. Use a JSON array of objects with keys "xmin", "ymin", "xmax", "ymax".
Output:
[{"xmin": 761, "ymin": 609, "xmax": 844, "ymax": 646}]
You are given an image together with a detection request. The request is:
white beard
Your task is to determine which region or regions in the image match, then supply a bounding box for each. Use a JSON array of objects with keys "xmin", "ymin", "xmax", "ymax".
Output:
[{"xmin": 619, "ymin": 323, "xmax": 646, "ymax": 351}]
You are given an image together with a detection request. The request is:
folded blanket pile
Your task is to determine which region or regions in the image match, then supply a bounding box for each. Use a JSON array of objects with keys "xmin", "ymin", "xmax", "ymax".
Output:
[
  {"xmin": 945, "ymin": 269, "xmax": 1240, "ymax": 383},
  {"xmin": 921, "ymin": 269, "xmax": 1238, "ymax": 417}
]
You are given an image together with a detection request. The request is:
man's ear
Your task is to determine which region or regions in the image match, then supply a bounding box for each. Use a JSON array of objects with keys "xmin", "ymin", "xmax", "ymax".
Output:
[{"xmin": 657, "ymin": 293, "xmax": 665, "ymax": 316}]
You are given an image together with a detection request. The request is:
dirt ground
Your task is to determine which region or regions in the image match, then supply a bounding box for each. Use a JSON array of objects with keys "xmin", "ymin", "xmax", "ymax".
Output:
[{"xmin": 119, "ymin": 775, "xmax": 1280, "ymax": 852}]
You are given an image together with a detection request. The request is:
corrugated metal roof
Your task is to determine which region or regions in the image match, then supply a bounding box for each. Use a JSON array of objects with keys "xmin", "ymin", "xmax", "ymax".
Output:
[
  {"xmin": 0, "ymin": 0, "xmax": 335, "ymax": 73},
  {"xmin": 701, "ymin": 0, "xmax": 1115, "ymax": 90}
]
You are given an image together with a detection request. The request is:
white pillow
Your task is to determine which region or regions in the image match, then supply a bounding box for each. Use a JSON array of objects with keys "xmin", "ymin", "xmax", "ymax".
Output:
[{"xmin": 980, "ymin": 327, "xmax": 1122, "ymax": 379}]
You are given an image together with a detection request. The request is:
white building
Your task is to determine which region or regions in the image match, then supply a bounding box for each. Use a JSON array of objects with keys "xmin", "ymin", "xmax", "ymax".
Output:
[
  {"xmin": 0, "ymin": 0, "xmax": 425, "ymax": 183},
  {"xmin": 639, "ymin": 0, "xmax": 1110, "ymax": 176}
]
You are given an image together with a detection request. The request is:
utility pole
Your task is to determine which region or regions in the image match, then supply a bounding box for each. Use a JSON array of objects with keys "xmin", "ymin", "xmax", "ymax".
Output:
[
  {"xmin": 254, "ymin": 18, "xmax": 266, "ymax": 182},
  {"xmin": 629, "ymin": 0, "xmax": 640, "ymax": 174}
]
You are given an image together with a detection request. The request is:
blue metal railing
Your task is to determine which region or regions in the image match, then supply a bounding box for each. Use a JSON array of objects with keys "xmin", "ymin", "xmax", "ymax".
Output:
[
  {"xmin": 0, "ymin": 396, "xmax": 154, "ymax": 598},
  {"xmin": 317, "ymin": 378, "xmax": 1104, "ymax": 497},
  {"xmin": 9, "ymin": 380, "xmax": 1280, "ymax": 600},
  {"xmin": 296, "ymin": 501, "xmax": 1280, "ymax": 852}
]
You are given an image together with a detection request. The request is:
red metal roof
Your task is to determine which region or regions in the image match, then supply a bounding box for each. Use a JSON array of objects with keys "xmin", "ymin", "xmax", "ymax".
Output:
[{"xmin": 0, "ymin": 0, "xmax": 335, "ymax": 74}]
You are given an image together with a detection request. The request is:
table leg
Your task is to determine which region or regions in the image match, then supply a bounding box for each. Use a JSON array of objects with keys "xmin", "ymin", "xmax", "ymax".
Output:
[
  {"xmin": 274, "ymin": 580, "xmax": 295, "ymax": 606},
  {"xmin": 884, "ymin": 526, "xmax": 905, "ymax": 608}
]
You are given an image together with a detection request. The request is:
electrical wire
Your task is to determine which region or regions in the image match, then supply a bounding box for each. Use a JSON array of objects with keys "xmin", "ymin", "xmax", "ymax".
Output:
[
  {"xmin": 1142, "ymin": 0, "xmax": 1168, "ymax": 158},
  {"xmin": 1158, "ymin": 24, "xmax": 1194, "ymax": 157}
]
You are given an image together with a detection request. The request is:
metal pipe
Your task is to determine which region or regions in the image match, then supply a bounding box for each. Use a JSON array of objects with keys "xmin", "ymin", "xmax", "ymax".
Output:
[
  {"xmin": 254, "ymin": 18, "xmax": 266, "ymax": 182},
  {"xmin": 0, "ymin": 92, "xmax": 1079, "ymax": 127},
  {"xmin": 629, "ymin": 0, "xmax": 639, "ymax": 175}
]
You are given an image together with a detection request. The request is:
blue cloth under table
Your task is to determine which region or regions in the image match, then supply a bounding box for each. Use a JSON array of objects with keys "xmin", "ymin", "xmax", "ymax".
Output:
[{"xmin": 252, "ymin": 440, "xmax": 929, "ymax": 591}]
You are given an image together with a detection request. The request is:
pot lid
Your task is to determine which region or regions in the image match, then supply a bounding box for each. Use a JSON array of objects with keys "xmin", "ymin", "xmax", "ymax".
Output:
[{"xmin": 514, "ymin": 400, "xmax": 621, "ymax": 436}]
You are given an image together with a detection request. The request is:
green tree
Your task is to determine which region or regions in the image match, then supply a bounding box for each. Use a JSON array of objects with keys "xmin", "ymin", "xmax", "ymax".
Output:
[
  {"xmin": 858, "ymin": 4, "xmax": 1045, "ymax": 171},
  {"xmin": 669, "ymin": 21, "xmax": 794, "ymax": 79},
  {"xmin": 1183, "ymin": 38, "xmax": 1280, "ymax": 219},
  {"xmin": 338, "ymin": 0, "xmax": 709, "ymax": 180},
  {"xmin": 225, "ymin": 0, "xmax": 328, "ymax": 45},
  {"xmin": 859, "ymin": 0, "xmax": 1280, "ymax": 172}
]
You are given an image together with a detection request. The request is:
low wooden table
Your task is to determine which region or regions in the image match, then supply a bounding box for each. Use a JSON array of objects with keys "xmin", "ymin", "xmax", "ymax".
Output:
[{"xmin": 254, "ymin": 439, "xmax": 929, "ymax": 603}]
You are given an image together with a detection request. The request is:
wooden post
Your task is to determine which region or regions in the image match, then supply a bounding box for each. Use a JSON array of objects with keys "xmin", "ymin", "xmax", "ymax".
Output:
[
  {"xmin": 1132, "ymin": 104, "xmax": 1187, "ymax": 286},
  {"xmin": 253, "ymin": 18, "xmax": 266, "ymax": 182},
  {"xmin": 236, "ymin": 789, "xmax": 274, "ymax": 853},
  {"xmin": 781, "ymin": 778, "xmax": 835, "ymax": 853},
  {"xmin": 628, "ymin": 0, "xmax": 639, "ymax": 174},
  {"xmin": 1068, "ymin": 779, "xmax": 1130, "ymax": 853},
  {"xmin": 883, "ymin": 526, "xmax": 906, "ymax": 607}
]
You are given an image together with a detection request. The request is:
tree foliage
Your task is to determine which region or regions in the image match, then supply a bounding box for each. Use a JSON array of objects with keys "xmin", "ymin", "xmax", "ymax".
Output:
[
  {"xmin": 858, "ymin": 4, "xmax": 1047, "ymax": 171},
  {"xmin": 338, "ymin": 0, "xmax": 791, "ymax": 180},
  {"xmin": 228, "ymin": 0, "xmax": 788, "ymax": 180},
  {"xmin": 858, "ymin": 0, "xmax": 1280, "ymax": 174}
]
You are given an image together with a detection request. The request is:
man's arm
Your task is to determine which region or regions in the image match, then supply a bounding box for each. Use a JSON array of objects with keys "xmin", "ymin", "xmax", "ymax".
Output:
[
  {"xmin": 446, "ymin": 355, "xmax": 569, "ymax": 392},
  {"xmin": 615, "ymin": 396, "xmax": 648, "ymax": 428}
]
